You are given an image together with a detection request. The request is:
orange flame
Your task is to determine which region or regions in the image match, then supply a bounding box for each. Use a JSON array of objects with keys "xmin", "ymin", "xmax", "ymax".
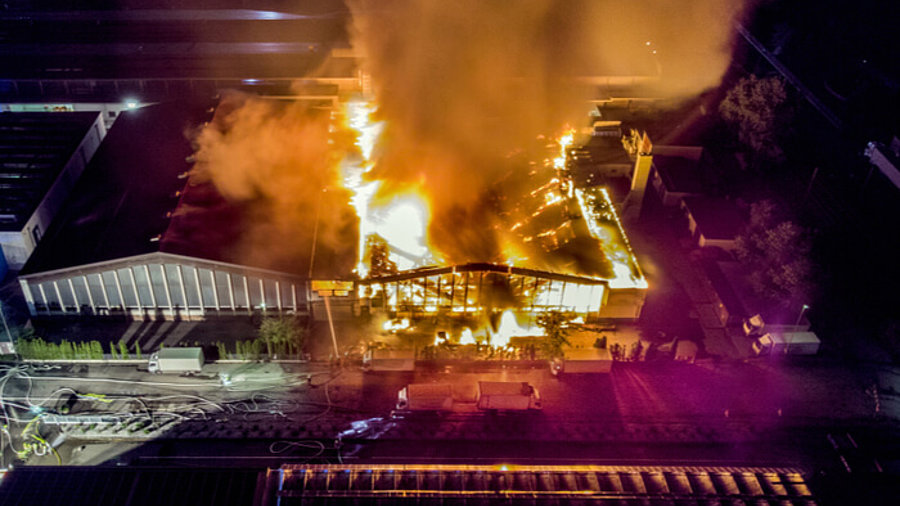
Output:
[{"xmin": 341, "ymin": 99, "xmax": 435, "ymax": 277}]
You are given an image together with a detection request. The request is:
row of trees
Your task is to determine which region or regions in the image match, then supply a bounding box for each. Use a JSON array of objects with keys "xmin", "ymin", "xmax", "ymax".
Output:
[
  {"xmin": 14, "ymin": 338, "xmax": 142, "ymax": 361},
  {"xmin": 734, "ymin": 199, "xmax": 813, "ymax": 310},
  {"xmin": 719, "ymin": 75, "xmax": 815, "ymax": 311},
  {"xmin": 12, "ymin": 316, "xmax": 306, "ymax": 362}
]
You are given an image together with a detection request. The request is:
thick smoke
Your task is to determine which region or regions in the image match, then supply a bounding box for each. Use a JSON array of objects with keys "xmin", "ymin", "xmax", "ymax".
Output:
[
  {"xmin": 349, "ymin": 0, "xmax": 746, "ymax": 264},
  {"xmin": 188, "ymin": 92, "xmax": 357, "ymax": 275},
  {"xmin": 188, "ymin": 1, "xmax": 746, "ymax": 275}
]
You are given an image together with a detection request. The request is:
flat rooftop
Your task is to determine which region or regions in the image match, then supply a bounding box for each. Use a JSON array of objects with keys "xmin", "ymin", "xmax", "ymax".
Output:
[
  {"xmin": 19, "ymin": 101, "xmax": 211, "ymax": 275},
  {"xmin": 653, "ymin": 152, "xmax": 703, "ymax": 194},
  {"xmin": 682, "ymin": 196, "xmax": 744, "ymax": 241},
  {"xmin": 0, "ymin": 111, "xmax": 99, "ymax": 231},
  {"xmin": 21, "ymin": 99, "xmax": 354, "ymax": 278}
]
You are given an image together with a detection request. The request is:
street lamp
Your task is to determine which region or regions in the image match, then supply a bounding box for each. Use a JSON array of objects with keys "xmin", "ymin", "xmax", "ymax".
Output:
[{"xmin": 795, "ymin": 304, "xmax": 809, "ymax": 326}]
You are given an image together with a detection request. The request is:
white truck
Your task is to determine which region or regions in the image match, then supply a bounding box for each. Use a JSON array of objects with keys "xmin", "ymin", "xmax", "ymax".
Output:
[
  {"xmin": 395, "ymin": 383, "xmax": 454, "ymax": 412},
  {"xmin": 362, "ymin": 349, "xmax": 416, "ymax": 372},
  {"xmin": 550, "ymin": 348, "xmax": 613, "ymax": 376},
  {"xmin": 476, "ymin": 381, "xmax": 542, "ymax": 411},
  {"xmin": 751, "ymin": 331, "xmax": 820, "ymax": 357},
  {"xmin": 147, "ymin": 347, "xmax": 204, "ymax": 374}
]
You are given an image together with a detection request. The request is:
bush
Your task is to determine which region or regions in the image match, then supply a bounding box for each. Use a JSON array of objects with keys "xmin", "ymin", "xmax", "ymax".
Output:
[
  {"xmin": 14, "ymin": 338, "xmax": 107, "ymax": 360},
  {"xmin": 258, "ymin": 317, "xmax": 305, "ymax": 358},
  {"xmin": 216, "ymin": 341, "xmax": 228, "ymax": 360}
]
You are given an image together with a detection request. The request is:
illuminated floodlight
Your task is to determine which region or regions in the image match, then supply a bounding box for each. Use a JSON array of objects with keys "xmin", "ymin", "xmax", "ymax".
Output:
[{"xmin": 124, "ymin": 99, "xmax": 139, "ymax": 109}]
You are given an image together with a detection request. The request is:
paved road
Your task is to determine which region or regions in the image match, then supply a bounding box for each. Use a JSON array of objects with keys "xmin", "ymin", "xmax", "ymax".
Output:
[{"xmin": 5, "ymin": 357, "xmax": 897, "ymax": 474}]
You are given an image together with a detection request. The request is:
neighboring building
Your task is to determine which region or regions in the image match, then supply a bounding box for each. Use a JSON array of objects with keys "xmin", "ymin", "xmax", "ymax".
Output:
[
  {"xmin": 649, "ymin": 146, "xmax": 704, "ymax": 206},
  {"xmin": 0, "ymin": 463, "xmax": 821, "ymax": 505},
  {"xmin": 700, "ymin": 258, "xmax": 749, "ymax": 326},
  {"xmin": 0, "ymin": 111, "xmax": 106, "ymax": 272},
  {"xmin": 680, "ymin": 197, "xmax": 744, "ymax": 253},
  {"xmin": 17, "ymin": 101, "xmax": 314, "ymax": 320},
  {"xmin": 0, "ymin": 4, "xmax": 355, "ymax": 104}
]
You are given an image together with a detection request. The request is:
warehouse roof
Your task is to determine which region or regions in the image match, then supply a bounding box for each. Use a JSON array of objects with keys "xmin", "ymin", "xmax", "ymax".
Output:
[
  {"xmin": 19, "ymin": 101, "xmax": 210, "ymax": 275},
  {"xmin": 0, "ymin": 111, "xmax": 99, "ymax": 231},
  {"xmin": 681, "ymin": 196, "xmax": 744, "ymax": 241},
  {"xmin": 20, "ymin": 99, "xmax": 353, "ymax": 278}
]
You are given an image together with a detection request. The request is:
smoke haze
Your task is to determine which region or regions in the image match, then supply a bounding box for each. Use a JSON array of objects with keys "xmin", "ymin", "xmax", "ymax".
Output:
[
  {"xmin": 188, "ymin": 1, "xmax": 746, "ymax": 274},
  {"xmin": 188, "ymin": 92, "xmax": 357, "ymax": 275},
  {"xmin": 349, "ymin": 0, "xmax": 747, "ymax": 264}
]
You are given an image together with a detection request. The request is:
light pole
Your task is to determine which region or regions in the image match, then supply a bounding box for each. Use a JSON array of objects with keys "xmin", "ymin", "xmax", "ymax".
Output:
[
  {"xmin": 795, "ymin": 304, "xmax": 809, "ymax": 326},
  {"xmin": 308, "ymin": 188, "xmax": 326, "ymax": 279}
]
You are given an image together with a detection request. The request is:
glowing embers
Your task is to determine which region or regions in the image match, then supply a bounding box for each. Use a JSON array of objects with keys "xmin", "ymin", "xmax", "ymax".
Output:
[
  {"xmin": 552, "ymin": 127, "xmax": 575, "ymax": 171},
  {"xmin": 341, "ymin": 100, "xmax": 434, "ymax": 277},
  {"xmin": 382, "ymin": 318, "xmax": 410, "ymax": 332},
  {"xmin": 573, "ymin": 187, "xmax": 647, "ymax": 289},
  {"xmin": 429, "ymin": 311, "xmax": 543, "ymax": 348}
]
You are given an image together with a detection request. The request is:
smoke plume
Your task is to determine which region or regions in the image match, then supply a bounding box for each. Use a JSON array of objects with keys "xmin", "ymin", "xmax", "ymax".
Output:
[
  {"xmin": 349, "ymin": 0, "xmax": 747, "ymax": 264},
  {"xmin": 187, "ymin": 92, "xmax": 357, "ymax": 275},
  {"xmin": 187, "ymin": 1, "xmax": 747, "ymax": 275}
]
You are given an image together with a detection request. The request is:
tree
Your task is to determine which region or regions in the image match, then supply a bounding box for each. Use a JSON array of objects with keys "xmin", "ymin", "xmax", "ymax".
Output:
[
  {"xmin": 720, "ymin": 75, "xmax": 792, "ymax": 165},
  {"xmin": 536, "ymin": 311, "xmax": 571, "ymax": 359},
  {"xmin": 364, "ymin": 234, "xmax": 398, "ymax": 277},
  {"xmin": 735, "ymin": 200, "xmax": 813, "ymax": 309},
  {"xmin": 258, "ymin": 317, "xmax": 306, "ymax": 358}
]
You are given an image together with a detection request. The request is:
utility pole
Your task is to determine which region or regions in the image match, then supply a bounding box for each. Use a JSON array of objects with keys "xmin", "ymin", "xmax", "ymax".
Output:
[
  {"xmin": 323, "ymin": 295, "xmax": 340, "ymax": 364},
  {"xmin": 308, "ymin": 188, "xmax": 326, "ymax": 279}
]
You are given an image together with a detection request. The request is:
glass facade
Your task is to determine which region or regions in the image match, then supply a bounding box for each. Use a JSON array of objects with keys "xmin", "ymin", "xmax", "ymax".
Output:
[
  {"xmin": 359, "ymin": 265, "xmax": 607, "ymax": 317},
  {"xmin": 21, "ymin": 253, "xmax": 309, "ymax": 319}
]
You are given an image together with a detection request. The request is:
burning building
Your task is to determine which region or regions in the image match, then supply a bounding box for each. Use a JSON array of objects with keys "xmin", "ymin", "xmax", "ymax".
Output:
[{"xmin": 338, "ymin": 99, "xmax": 648, "ymax": 324}]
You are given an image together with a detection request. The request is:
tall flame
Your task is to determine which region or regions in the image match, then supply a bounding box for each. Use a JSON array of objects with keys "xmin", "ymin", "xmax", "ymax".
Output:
[
  {"xmin": 342, "ymin": 100, "xmax": 382, "ymax": 276},
  {"xmin": 342, "ymin": 99, "xmax": 434, "ymax": 277},
  {"xmin": 552, "ymin": 127, "xmax": 575, "ymax": 170}
]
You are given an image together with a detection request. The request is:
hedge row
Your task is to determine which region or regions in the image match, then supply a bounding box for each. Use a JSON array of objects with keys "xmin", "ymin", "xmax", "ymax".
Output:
[{"xmin": 15, "ymin": 338, "xmax": 142, "ymax": 361}]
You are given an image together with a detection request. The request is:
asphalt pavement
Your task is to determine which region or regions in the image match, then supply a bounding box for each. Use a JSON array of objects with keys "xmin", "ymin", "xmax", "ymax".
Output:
[{"xmin": 4, "ymin": 356, "xmax": 897, "ymax": 475}]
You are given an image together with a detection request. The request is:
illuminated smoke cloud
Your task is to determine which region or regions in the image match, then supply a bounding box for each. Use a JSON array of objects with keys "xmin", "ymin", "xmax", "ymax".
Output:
[
  {"xmin": 188, "ymin": 91, "xmax": 357, "ymax": 274},
  {"xmin": 188, "ymin": 2, "xmax": 746, "ymax": 274},
  {"xmin": 349, "ymin": 0, "xmax": 747, "ymax": 264}
]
